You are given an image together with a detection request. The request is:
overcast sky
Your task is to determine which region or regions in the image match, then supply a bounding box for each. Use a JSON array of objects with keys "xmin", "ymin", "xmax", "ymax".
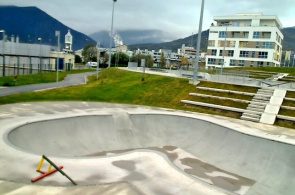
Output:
[{"xmin": 1, "ymin": 0, "xmax": 295, "ymax": 41}]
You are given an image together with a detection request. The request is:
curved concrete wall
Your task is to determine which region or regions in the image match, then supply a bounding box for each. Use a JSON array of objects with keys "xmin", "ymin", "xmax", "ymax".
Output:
[{"xmin": 7, "ymin": 113, "xmax": 295, "ymax": 195}]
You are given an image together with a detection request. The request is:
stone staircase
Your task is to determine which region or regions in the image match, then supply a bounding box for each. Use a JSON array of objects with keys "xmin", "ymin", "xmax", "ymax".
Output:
[{"xmin": 241, "ymin": 88, "xmax": 275, "ymax": 122}]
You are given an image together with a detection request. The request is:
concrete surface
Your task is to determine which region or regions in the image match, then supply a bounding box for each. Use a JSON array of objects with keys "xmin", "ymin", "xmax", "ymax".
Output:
[
  {"xmin": 260, "ymin": 89, "xmax": 287, "ymax": 125},
  {"xmin": 1, "ymin": 102, "xmax": 295, "ymax": 195}
]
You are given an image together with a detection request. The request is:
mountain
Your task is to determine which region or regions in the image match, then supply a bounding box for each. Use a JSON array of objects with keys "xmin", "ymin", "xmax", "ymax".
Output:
[
  {"xmin": 128, "ymin": 27, "xmax": 295, "ymax": 52},
  {"xmin": 0, "ymin": 6, "xmax": 96, "ymax": 51},
  {"xmin": 89, "ymin": 30, "xmax": 177, "ymax": 48},
  {"xmin": 281, "ymin": 27, "xmax": 295, "ymax": 51},
  {"xmin": 128, "ymin": 30, "xmax": 209, "ymax": 52}
]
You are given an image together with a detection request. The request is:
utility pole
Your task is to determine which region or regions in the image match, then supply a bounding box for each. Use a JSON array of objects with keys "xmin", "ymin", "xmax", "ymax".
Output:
[
  {"xmin": 108, "ymin": 0, "xmax": 117, "ymax": 68},
  {"xmin": 193, "ymin": 0, "xmax": 205, "ymax": 82},
  {"xmin": 97, "ymin": 42, "xmax": 100, "ymax": 80},
  {"xmin": 1, "ymin": 30, "xmax": 5, "ymax": 76},
  {"xmin": 55, "ymin": 31, "xmax": 60, "ymax": 82}
]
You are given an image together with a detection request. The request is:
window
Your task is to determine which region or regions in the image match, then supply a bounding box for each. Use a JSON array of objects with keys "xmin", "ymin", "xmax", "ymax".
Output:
[
  {"xmin": 219, "ymin": 31, "xmax": 227, "ymax": 38},
  {"xmin": 240, "ymin": 51, "xmax": 249, "ymax": 57},
  {"xmin": 228, "ymin": 50, "xmax": 234, "ymax": 57},
  {"xmin": 230, "ymin": 60, "xmax": 236, "ymax": 66},
  {"xmin": 219, "ymin": 50, "xmax": 223, "ymax": 56},
  {"xmin": 263, "ymin": 42, "xmax": 273, "ymax": 49},
  {"xmin": 239, "ymin": 41, "xmax": 249, "ymax": 48},
  {"xmin": 208, "ymin": 58, "xmax": 216, "ymax": 65},
  {"xmin": 238, "ymin": 60, "xmax": 245, "ymax": 67},
  {"xmin": 229, "ymin": 41, "xmax": 236, "ymax": 47},
  {"xmin": 243, "ymin": 32, "xmax": 249, "ymax": 38},
  {"xmin": 262, "ymin": 32, "xmax": 271, "ymax": 39},
  {"xmin": 252, "ymin": 51, "xmax": 256, "ymax": 58},
  {"xmin": 218, "ymin": 59, "xmax": 224, "ymax": 65},
  {"xmin": 212, "ymin": 49, "xmax": 217, "ymax": 56},
  {"xmin": 208, "ymin": 40, "xmax": 215, "ymax": 47},
  {"xmin": 257, "ymin": 61, "xmax": 264, "ymax": 67},
  {"xmin": 256, "ymin": 42, "xmax": 260, "ymax": 48},
  {"xmin": 250, "ymin": 61, "xmax": 255, "ymax": 67},
  {"xmin": 258, "ymin": 52, "xmax": 268, "ymax": 58},
  {"xmin": 253, "ymin": 32, "xmax": 260, "ymax": 38},
  {"xmin": 233, "ymin": 21, "xmax": 240, "ymax": 26},
  {"xmin": 232, "ymin": 32, "xmax": 240, "ymax": 38},
  {"xmin": 245, "ymin": 21, "xmax": 251, "ymax": 27},
  {"xmin": 266, "ymin": 62, "xmax": 270, "ymax": 67}
]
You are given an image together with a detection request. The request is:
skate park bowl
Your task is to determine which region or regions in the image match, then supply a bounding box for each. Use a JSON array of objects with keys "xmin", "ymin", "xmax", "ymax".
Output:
[{"xmin": 2, "ymin": 102, "xmax": 295, "ymax": 195}]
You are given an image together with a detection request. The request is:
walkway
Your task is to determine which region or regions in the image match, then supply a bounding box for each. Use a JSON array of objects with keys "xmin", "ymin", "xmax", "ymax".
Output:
[{"xmin": 0, "ymin": 72, "xmax": 98, "ymax": 97}]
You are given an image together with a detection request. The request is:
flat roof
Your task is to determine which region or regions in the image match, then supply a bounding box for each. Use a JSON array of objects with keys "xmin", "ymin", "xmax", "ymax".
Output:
[{"xmin": 213, "ymin": 14, "xmax": 283, "ymax": 28}]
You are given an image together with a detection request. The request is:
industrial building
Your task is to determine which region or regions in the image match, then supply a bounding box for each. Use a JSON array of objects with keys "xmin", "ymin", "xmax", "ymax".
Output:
[{"xmin": 0, "ymin": 30, "xmax": 75, "ymax": 77}]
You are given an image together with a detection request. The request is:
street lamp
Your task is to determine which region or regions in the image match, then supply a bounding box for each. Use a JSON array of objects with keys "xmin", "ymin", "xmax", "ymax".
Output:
[
  {"xmin": 38, "ymin": 37, "xmax": 42, "ymax": 73},
  {"xmin": 0, "ymin": 30, "xmax": 5, "ymax": 76},
  {"xmin": 193, "ymin": 0, "xmax": 205, "ymax": 82},
  {"xmin": 96, "ymin": 42, "xmax": 100, "ymax": 80},
  {"xmin": 108, "ymin": 0, "xmax": 117, "ymax": 68},
  {"xmin": 55, "ymin": 31, "xmax": 60, "ymax": 82},
  {"xmin": 221, "ymin": 24, "xmax": 230, "ymax": 76}
]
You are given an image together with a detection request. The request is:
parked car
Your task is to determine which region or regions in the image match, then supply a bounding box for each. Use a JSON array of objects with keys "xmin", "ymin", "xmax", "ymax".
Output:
[{"xmin": 86, "ymin": 62, "xmax": 98, "ymax": 68}]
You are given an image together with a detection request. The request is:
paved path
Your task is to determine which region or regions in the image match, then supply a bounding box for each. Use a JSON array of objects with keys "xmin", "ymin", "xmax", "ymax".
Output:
[{"xmin": 0, "ymin": 72, "xmax": 98, "ymax": 97}]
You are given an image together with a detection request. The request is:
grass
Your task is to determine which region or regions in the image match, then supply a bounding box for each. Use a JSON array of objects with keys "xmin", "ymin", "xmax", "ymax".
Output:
[
  {"xmin": 192, "ymin": 89, "xmax": 253, "ymax": 101},
  {"xmin": 282, "ymin": 99, "xmax": 295, "ymax": 107},
  {"xmin": 0, "ymin": 69, "xmax": 96, "ymax": 86},
  {"xmin": 197, "ymin": 80, "xmax": 258, "ymax": 93},
  {"xmin": 286, "ymin": 91, "xmax": 295, "ymax": 99},
  {"xmin": 0, "ymin": 68, "xmax": 293, "ymax": 129},
  {"xmin": 185, "ymin": 95, "xmax": 248, "ymax": 109},
  {"xmin": 0, "ymin": 68, "xmax": 242, "ymax": 119},
  {"xmin": 230, "ymin": 67, "xmax": 295, "ymax": 76},
  {"xmin": 278, "ymin": 108, "xmax": 295, "ymax": 117},
  {"xmin": 275, "ymin": 119, "xmax": 295, "ymax": 129}
]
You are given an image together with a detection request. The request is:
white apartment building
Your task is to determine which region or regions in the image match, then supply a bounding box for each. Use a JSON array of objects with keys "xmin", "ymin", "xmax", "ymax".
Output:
[{"xmin": 206, "ymin": 13, "xmax": 284, "ymax": 68}]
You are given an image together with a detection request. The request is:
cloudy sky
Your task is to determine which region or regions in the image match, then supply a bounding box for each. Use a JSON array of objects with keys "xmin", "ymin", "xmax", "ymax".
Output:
[{"xmin": 1, "ymin": 0, "xmax": 295, "ymax": 40}]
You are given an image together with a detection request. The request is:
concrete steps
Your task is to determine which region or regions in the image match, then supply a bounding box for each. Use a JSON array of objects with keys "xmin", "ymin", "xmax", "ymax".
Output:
[{"xmin": 241, "ymin": 88, "xmax": 275, "ymax": 123}]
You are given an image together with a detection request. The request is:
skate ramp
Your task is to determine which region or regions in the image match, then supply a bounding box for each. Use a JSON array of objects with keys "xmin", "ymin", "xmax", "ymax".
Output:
[{"xmin": 7, "ymin": 113, "xmax": 295, "ymax": 195}]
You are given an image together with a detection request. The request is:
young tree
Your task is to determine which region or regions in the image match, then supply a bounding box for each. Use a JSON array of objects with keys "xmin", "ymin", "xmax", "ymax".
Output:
[
  {"xmin": 159, "ymin": 52, "xmax": 165, "ymax": 68},
  {"xmin": 179, "ymin": 57, "xmax": 189, "ymax": 66},
  {"xmin": 82, "ymin": 44, "xmax": 97, "ymax": 63}
]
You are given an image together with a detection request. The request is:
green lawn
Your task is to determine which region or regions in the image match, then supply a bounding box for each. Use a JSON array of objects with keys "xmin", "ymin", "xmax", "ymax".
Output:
[
  {"xmin": 0, "ymin": 69, "xmax": 96, "ymax": 86},
  {"xmin": 197, "ymin": 80, "xmax": 258, "ymax": 93},
  {"xmin": 230, "ymin": 67, "xmax": 295, "ymax": 76},
  {"xmin": 286, "ymin": 91, "xmax": 295, "ymax": 99},
  {"xmin": 0, "ymin": 68, "xmax": 294, "ymax": 129},
  {"xmin": 0, "ymin": 68, "xmax": 241, "ymax": 118},
  {"xmin": 192, "ymin": 89, "xmax": 253, "ymax": 101}
]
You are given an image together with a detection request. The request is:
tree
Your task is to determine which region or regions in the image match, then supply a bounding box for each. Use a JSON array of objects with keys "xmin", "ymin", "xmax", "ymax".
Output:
[
  {"xmin": 130, "ymin": 53, "xmax": 153, "ymax": 67},
  {"xmin": 159, "ymin": 52, "xmax": 165, "ymax": 68},
  {"xmin": 75, "ymin": 55, "xmax": 82, "ymax": 63},
  {"xmin": 179, "ymin": 57, "xmax": 189, "ymax": 66},
  {"xmin": 111, "ymin": 52, "xmax": 130, "ymax": 67},
  {"xmin": 82, "ymin": 44, "xmax": 97, "ymax": 63}
]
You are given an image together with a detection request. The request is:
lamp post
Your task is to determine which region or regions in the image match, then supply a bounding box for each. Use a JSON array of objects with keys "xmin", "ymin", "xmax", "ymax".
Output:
[
  {"xmin": 55, "ymin": 31, "xmax": 60, "ymax": 82},
  {"xmin": 0, "ymin": 30, "xmax": 5, "ymax": 76},
  {"xmin": 193, "ymin": 0, "xmax": 205, "ymax": 82},
  {"xmin": 221, "ymin": 24, "xmax": 230, "ymax": 76},
  {"xmin": 108, "ymin": 0, "xmax": 117, "ymax": 68},
  {"xmin": 38, "ymin": 37, "xmax": 42, "ymax": 73},
  {"xmin": 96, "ymin": 42, "xmax": 100, "ymax": 80}
]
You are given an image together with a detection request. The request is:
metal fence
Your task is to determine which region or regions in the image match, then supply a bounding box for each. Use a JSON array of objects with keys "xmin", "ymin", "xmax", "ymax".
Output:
[{"xmin": 0, "ymin": 63, "xmax": 73, "ymax": 77}]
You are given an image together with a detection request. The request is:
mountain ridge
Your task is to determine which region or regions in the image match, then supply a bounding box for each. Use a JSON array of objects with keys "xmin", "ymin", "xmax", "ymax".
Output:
[{"xmin": 0, "ymin": 6, "xmax": 96, "ymax": 50}]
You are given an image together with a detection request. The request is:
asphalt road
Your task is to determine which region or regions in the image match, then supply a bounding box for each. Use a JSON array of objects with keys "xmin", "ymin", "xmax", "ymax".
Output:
[{"xmin": 0, "ymin": 72, "xmax": 98, "ymax": 97}]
